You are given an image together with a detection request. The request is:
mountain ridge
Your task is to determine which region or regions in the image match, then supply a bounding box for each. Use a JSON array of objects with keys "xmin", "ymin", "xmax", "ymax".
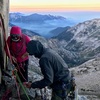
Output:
[
  {"xmin": 9, "ymin": 12, "xmax": 76, "ymax": 37},
  {"xmin": 29, "ymin": 18, "xmax": 100, "ymax": 67}
]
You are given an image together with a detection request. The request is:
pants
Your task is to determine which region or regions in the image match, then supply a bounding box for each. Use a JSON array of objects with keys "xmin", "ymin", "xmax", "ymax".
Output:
[
  {"xmin": 51, "ymin": 89, "xmax": 68, "ymax": 100},
  {"xmin": 14, "ymin": 59, "xmax": 29, "ymax": 82}
]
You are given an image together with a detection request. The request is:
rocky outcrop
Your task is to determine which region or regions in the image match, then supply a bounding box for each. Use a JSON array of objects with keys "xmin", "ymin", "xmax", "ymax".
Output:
[
  {"xmin": 70, "ymin": 57, "xmax": 100, "ymax": 99},
  {"xmin": 0, "ymin": 0, "xmax": 9, "ymax": 84}
]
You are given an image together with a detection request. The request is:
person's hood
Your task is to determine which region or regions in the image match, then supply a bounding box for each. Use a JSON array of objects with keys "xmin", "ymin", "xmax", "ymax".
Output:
[
  {"xmin": 10, "ymin": 26, "xmax": 22, "ymax": 37},
  {"xmin": 27, "ymin": 40, "xmax": 44, "ymax": 58}
]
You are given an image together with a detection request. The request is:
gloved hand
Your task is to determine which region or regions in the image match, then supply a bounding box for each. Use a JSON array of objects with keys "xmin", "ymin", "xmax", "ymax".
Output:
[
  {"xmin": 23, "ymin": 82, "xmax": 32, "ymax": 88},
  {"xmin": 22, "ymin": 52, "xmax": 29, "ymax": 59},
  {"xmin": 12, "ymin": 56, "xmax": 17, "ymax": 63},
  {"xmin": 12, "ymin": 68, "xmax": 18, "ymax": 78}
]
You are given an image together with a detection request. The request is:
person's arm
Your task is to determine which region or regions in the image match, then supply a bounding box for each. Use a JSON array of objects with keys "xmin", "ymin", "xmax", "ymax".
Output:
[
  {"xmin": 24, "ymin": 58, "xmax": 54, "ymax": 89},
  {"xmin": 21, "ymin": 35, "xmax": 30, "ymax": 59}
]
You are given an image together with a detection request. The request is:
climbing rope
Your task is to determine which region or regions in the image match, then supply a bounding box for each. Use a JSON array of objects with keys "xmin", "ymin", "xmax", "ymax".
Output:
[
  {"xmin": 12, "ymin": 68, "xmax": 21, "ymax": 100},
  {"xmin": 16, "ymin": 63, "xmax": 27, "ymax": 81},
  {"xmin": 13, "ymin": 69, "xmax": 30, "ymax": 100}
]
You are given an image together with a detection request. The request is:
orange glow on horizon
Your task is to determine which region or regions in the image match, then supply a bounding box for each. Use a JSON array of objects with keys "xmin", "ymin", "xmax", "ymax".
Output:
[
  {"xmin": 10, "ymin": 5, "xmax": 100, "ymax": 12},
  {"xmin": 10, "ymin": 0, "xmax": 100, "ymax": 12}
]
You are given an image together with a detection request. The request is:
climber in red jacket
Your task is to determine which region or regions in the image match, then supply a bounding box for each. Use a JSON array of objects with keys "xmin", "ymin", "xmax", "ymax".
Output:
[{"xmin": 5, "ymin": 26, "xmax": 30, "ymax": 82}]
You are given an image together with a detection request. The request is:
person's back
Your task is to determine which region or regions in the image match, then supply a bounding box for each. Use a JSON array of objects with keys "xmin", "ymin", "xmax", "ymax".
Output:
[
  {"xmin": 25, "ymin": 40, "xmax": 72, "ymax": 100},
  {"xmin": 40, "ymin": 48, "xmax": 70, "ymax": 89}
]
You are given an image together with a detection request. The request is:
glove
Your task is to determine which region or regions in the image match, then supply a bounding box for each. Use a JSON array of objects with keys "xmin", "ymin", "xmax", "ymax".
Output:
[
  {"xmin": 12, "ymin": 56, "xmax": 17, "ymax": 63},
  {"xmin": 23, "ymin": 82, "xmax": 32, "ymax": 88}
]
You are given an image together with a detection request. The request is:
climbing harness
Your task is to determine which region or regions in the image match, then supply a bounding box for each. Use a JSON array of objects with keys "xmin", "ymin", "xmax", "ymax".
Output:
[{"xmin": 54, "ymin": 74, "xmax": 76, "ymax": 100}]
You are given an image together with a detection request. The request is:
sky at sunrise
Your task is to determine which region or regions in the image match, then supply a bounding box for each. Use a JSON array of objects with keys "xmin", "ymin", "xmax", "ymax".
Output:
[
  {"xmin": 10, "ymin": 0, "xmax": 100, "ymax": 21},
  {"xmin": 10, "ymin": 0, "xmax": 100, "ymax": 12}
]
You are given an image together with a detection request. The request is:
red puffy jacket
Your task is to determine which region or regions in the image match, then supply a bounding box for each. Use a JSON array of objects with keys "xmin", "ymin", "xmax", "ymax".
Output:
[{"xmin": 5, "ymin": 26, "xmax": 30, "ymax": 63}]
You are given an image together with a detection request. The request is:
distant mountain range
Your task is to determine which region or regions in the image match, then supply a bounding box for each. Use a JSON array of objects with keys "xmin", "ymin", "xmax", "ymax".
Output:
[
  {"xmin": 9, "ymin": 12, "xmax": 76, "ymax": 37},
  {"xmin": 9, "ymin": 13, "xmax": 100, "ymax": 67},
  {"xmin": 29, "ymin": 18, "xmax": 100, "ymax": 67},
  {"xmin": 49, "ymin": 26, "xmax": 70, "ymax": 37},
  {"xmin": 9, "ymin": 12, "xmax": 66, "ymax": 23}
]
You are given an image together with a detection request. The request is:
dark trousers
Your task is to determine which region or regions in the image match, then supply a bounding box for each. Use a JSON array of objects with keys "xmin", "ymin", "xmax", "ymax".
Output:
[
  {"xmin": 51, "ymin": 90, "xmax": 64, "ymax": 100},
  {"xmin": 14, "ymin": 59, "xmax": 29, "ymax": 82}
]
